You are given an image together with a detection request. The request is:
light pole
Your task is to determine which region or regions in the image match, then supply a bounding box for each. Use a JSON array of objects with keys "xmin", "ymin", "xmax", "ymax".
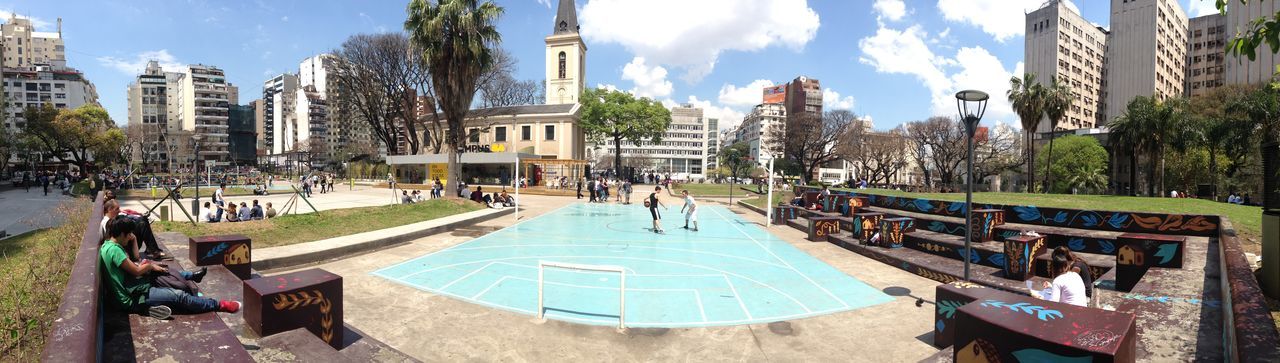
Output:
[
  {"xmin": 955, "ymin": 89, "xmax": 988, "ymax": 282},
  {"xmin": 192, "ymin": 134, "xmax": 204, "ymax": 218}
]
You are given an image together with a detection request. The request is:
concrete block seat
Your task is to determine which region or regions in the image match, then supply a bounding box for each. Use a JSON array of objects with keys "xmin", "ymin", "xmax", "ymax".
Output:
[
  {"xmin": 105, "ymin": 264, "xmax": 252, "ymax": 362},
  {"xmin": 902, "ymin": 229, "xmax": 1008, "ymax": 271},
  {"xmin": 1034, "ymin": 249, "xmax": 1114, "ymax": 282},
  {"xmin": 827, "ymin": 233, "xmax": 1050, "ymax": 294},
  {"xmin": 861, "ymin": 205, "xmax": 1127, "ymax": 256}
]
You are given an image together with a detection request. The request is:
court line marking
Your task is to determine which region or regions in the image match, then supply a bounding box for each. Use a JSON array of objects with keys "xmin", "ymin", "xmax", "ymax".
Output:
[
  {"xmin": 708, "ymin": 207, "xmax": 850, "ymax": 309},
  {"xmin": 382, "ymin": 254, "xmax": 811, "ymax": 313},
  {"xmin": 693, "ymin": 290, "xmax": 708, "ymax": 322},
  {"xmin": 374, "ymin": 202, "xmax": 582, "ymax": 273},
  {"xmin": 722, "ymin": 275, "xmax": 754, "ymax": 319},
  {"xmin": 437, "ymin": 262, "xmax": 495, "ymax": 291},
  {"xmin": 488, "ymin": 261, "xmax": 724, "ymax": 278},
  {"xmin": 438, "ymin": 243, "xmax": 790, "ymax": 270},
  {"xmin": 464, "ymin": 276, "xmax": 710, "ymax": 324},
  {"xmin": 382, "ymin": 263, "xmax": 866, "ymax": 328}
]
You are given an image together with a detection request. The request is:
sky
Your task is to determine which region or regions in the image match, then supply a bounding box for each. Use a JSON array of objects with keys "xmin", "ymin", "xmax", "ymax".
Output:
[{"xmin": 5, "ymin": 0, "xmax": 1222, "ymax": 131}]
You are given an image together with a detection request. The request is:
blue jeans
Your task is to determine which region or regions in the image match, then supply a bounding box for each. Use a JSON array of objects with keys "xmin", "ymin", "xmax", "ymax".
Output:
[
  {"xmin": 147, "ymin": 286, "xmax": 218, "ymax": 313},
  {"xmin": 214, "ymin": 201, "xmax": 225, "ymax": 221}
]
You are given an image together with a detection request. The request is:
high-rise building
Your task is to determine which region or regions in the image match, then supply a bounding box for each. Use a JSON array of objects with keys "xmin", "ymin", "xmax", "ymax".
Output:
[
  {"xmin": 180, "ymin": 64, "xmax": 234, "ymax": 166},
  {"xmin": 736, "ymin": 103, "xmax": 787, "ymax": 165},
  {"xmin": 250, "ymin": 99, "xmax": 265, "ymax": 154},
  {"xmin": 545, "ymin": 0, "xmax": 586, "ymax": 105},
  {"xmin": 1185, "ymin": 14, "xmax": 1227, "ymax": 97},
  {"xmin": 263, "ymin": 73, "xmax": 298, "ymax": 155},
  {"xmin": 227, "ymin": 104, "xmax": 256, "ymax": 165},
  {"xmin": 1025, "ymin": 0, "xmax": 1108, "ymax": 132},
  {"xmin": 295, "ymin": 85, "xmax": 328, "ymax": 165},
  {"xmin": 4, "ymin": 65, "xmax": 98, "ymax": 129},
  {"xmin": 785, "ymin": 76, "xmax": 822, "ymax": 117},
  {"xmin": 0, "ymin": 15, "xmax": 64, "ymax": 68},
  {"xmin": 705, "ymin": 118, "xmax": 719, "ymax": 171},
  {"xmin": 1103, "ymin": 0, "xmax": 1188, "ymax": 123},
  {"xmin": 1222, "ymin": 1, "xmax": 1280, "ymax": 86},
  {"xmin": 126, "ymin": 61, "xmax": 185, "ymax": 170}
]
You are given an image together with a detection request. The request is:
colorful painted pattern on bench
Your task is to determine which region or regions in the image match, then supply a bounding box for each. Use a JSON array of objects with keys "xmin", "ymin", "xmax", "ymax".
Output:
[{"xmin": 1002, "ymin": 236, "xmax": 1045, "ymax": 281}]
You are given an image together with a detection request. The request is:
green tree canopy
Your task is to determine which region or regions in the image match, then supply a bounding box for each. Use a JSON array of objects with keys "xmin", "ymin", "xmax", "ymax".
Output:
[
  {"xmin": 718, "ymin": 142, "xmax": 755, "ymax": 181},
  {"xmin": 1008, "ymin": 73, "xmax": 1047, "ymax": 192},
  {"xmin": 22, "ymin": 104, "xmax": 123, "ymax": 172},
  {"xmin": 579, "ymin": 87, "xmax": 672, "ymax": 176},
  {"xmin": 1035, "ymin": 135, "xmax": 1108, "ymax": 194}
]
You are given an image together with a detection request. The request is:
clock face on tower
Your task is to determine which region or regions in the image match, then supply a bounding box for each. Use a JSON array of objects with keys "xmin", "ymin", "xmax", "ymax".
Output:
[{"xmin": 558, "ymin": 87, "xmax": 566, "ymax": 97}]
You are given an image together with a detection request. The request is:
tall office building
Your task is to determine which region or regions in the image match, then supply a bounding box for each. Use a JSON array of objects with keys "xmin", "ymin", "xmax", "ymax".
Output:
[
  {"xmin": 1223, "ymin": 1, "xmax": 1280, "ymax": 86},
  {"xmin": 263, "ymin": 73, "xmax": 298, "ymax": 155},
  {"xmin": 0, "ymin": 15, "xmax": 64, "ymax": 68},
  {"xmin": 1025, "ymin": 0, "xmax": 1108, "ymax": 132},
  {"xmin": 180, "ymin": 64, "xmax": 234, "ymax": 166},
  {"xmin": 705, "ymin": 118, "xmax": 719, "ymax": 171},
  {"xmin": 126, "ymin": 61, "xmax": 185, "ymax": 170},
  {"xmin": 1104, "ymin": 0, "xmax": 1188, "ymax": 123},
  {"xmin": 250, "ymin": 99, "xmax": 265, "ymax": 154},
  {"xmin": 784, "ymin": 76, "xmax": 822, "ymax": 117},
  {"xmin": 1185, "ymin": 14, "xmax": 1227, "ymax": 97},
  {"xmin": 587, "ymin": 104, "xmax": 707, "ymax": 178}
]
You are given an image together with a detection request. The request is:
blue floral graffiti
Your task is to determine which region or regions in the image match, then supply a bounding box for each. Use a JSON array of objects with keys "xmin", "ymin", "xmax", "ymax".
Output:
[
  {"xmin": 202, "ymin": 242, "xmax": 229, "ymax": 262},
  {"xmin": 1067, "ymin": 238, "xmax": 1086, "ymax": 251},
  {"xmin": 1107, "ymin": 213, "xmax": 1130, "ymax": 229},
  {"xmin": 987, "ymin": 253, "xmax": 1006, "ymax": 268},
  {"xmin": 979, "ymin": 299, "xmax": 1064, "ymax": 321},
  {"xmin": 937, "ymin": 299, "xmax": 965, "ymax": 319},
  {"xmin": 1014, "ymin": 206, "xmax": 1041, "ymax": 222},
  {"xmin": 1154, "ymin": 243, "xmax": 1178, "ymax": 265},
  {"xmin": 1099, "ymin": 240, "xmax": 1116, "ymax": 254}
]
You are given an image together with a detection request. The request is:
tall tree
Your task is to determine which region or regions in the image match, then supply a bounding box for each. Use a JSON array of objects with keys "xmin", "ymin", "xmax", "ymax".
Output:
[
  {"xmin": 476, "ymin": 48, "xmax": 544, "ymax": 108},
  {"xmin": 1188, "ymin": 84, "xmax": 1255, "ymax": 200},
  {"xmin": 1041, "ymin": 77, "xmax": 1072, "ymax": 192},
  {"xmin": 1109, "ymin": 96, "xmax": 1184, "ymax": 196},
  {"xmin": 719, "ymin": 142, "xmax": 755, "ymax": 184},
  {"xmin": 579, "ymin": 87, "xmax": 672, "ymax": 177},
  {"xmin": 406, "ymin": 0, "xmax": 504, "ymax": 196},
  {"xmin": 905, "ymin": 116, "xmax": 967, "ymax": 190},
  {"xmin": 1035, "ymin": 135, "xmax": 1109, "ymax": 194},
  {"xmin": 973, "ymin": 123, "xmax": 1025, "ymax": 185},
  {"xmin": 779, "ymin": 110, "xmax": 856, "ymax": 184},
  {"xmin": 330, "ymin": 33, "xmax": 438, "ymax": 156},
  {"xmin": 26, "ymin": 105, "xmax": 125, "ymax": 172},
  {"xmin": 1008, "ymin": 73, "xmax": 1047, "ymax": 192}
]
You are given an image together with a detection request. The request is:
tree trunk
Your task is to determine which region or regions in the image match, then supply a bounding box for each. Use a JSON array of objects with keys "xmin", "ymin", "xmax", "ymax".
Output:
[
  {"xmin": 1147, "ymin": 147, "xmax": 1157, "ymax": 197},
  {"xmin": 1026, "ymin": 131, "xmax": 1035, "ymax": 193},
  {"xmin": 613, "ymin": 134, "xmax": 623, "ymax": 181},
  {"xmin": 1043, "ymin": 131, "xmax": 1055, "ymax": 194},
  {"xmin": 1129, "ymin": 146, "xmax": 1138, "ymax": 196},
  {"xmin": 1209, "ymin": 146, "xmax": 1218, "ymax": 201},
  {"xmin": 447, "ymin": 147, "xmax": 461, "ymax": 199}
]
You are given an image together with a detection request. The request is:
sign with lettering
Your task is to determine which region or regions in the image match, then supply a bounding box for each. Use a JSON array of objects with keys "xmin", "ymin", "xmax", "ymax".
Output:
[
  {"xmin": 458, "ymin": 143, "xmax": 508, "ymax": 153},
  {"xmin": 428, "ymin": 163, "xmax": 447, "ymax": 185}
]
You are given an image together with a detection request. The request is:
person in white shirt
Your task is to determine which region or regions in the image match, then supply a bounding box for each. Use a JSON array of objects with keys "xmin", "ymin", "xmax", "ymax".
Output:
[
  {"xmin": 214, "ymin": 183, "xmax": 226, "ymax": 221},
  {"xmin": 1034, "ymin": 246, "xmax": 1088, "ymax": 307},
  {"xmin": 200, "ymin": 202, "xmax": 217, "ymax": 222},
  {"xmin": 680, "ymin": 190, "xmax": 699, "ymax": 232}
]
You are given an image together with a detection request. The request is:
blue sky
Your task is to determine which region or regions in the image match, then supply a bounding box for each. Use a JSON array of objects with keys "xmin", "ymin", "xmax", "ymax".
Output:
[{"xmin": 6, "ymin": 0, "xmax": 1220, "ymax": 131}]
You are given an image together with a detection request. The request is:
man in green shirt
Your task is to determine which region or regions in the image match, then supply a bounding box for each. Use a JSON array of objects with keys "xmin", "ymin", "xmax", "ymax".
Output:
[{"xmin": 101, "ymin": 216, "xmax": 240, "ymax": 319}]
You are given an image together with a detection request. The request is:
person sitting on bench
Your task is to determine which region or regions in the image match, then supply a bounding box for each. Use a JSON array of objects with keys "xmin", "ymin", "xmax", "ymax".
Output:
[
  {"xmin": 249, "ymin": 200, "xmax": 264, "ymax": 220},
  {"xmin": 101, "ymin": 216, "xmax": 240, "ymax": 319},
  {"xmin": 1033, "ymin": 246, "xmax": 1088, "ymax": 307}
]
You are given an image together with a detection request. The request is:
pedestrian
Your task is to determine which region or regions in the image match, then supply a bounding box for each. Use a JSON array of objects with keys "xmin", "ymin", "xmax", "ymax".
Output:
[
  {"xmin": 214, "ymin": 183, "xmax": 226, "ymax": 222},
  {"xmin": 41, "ymin": 173, "xmax": 50, "ymax": 196},
  {"xmin": 588, "ymin": 178, "xmax": 597, "ymax": 202},
  {"xmin": 647, "ymin": 186, "xmax": 668, "ymax": 233},
  {"xmin": 23, "ymin": 172, "xmax": 31, "ymax": 192},
  {"xmin": 622, "ymin": 180, "xmax": 632, "ymax": 205},
  {"xmin": 680, "ymin": 190, "xmax": 699, "ymax": 231},
  {"xmin": 576, "ymin": 178, "xmax": 584, "ymax": 199}
]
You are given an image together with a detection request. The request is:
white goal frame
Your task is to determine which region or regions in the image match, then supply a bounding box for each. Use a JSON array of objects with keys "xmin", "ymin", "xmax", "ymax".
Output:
[{"xmin": 537, "ymin": 260, "xmax": 627, "ymax": 329}]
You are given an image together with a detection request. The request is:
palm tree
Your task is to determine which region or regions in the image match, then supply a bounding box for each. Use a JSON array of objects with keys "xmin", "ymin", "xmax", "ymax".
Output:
[
  {"xmin": 1067, "ymin": 164, "xmax": 1107, "ymax": 194},
  {"xmin": 1041, "ymin": 77, "xmax": 1073, "ymax": 193},
  {"xmin": 1109, "ymin": 97, "xmax": 1155, "ymax": 196},
  {"xmin": 1008, "ymin": 73, "xmax": 1047, "ymax": 192},
  {"xmin": 405, "ymin": 0, "xmax": 504, "ymax": 197},
  {"xmin": 1148, "ymin": 98, "xmax": 1187, "ymax": 197}
]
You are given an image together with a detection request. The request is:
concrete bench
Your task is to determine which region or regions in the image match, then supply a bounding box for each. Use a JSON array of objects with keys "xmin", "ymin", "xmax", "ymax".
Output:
[
  {"xmin": 1115, "ymin": 233, "xmax": 1187, "ymax": 292},
  {"xmin": 123, "ymin": 264, "xmax": 253, "ymax": 362},
  {"xmin": 850, "ymin": 212, "xmax": 884, "ymax": 243},
  {"xmin": 970, "ymin": 209, "xmax": 1005, "ymax": 242},
  {"xmin": 772, "ymin": 205, "xmax": 803, "ymax": 226},
  {"xmin": 1002, "ymin": 235, "xmax": 1046, "ymax": 281},
  {"xmin": 954, "ymin": 292, "xmax": 1137, "ymax": 362},
  {"xmin": 244, "ymin": 268, "xmax": 345, "ymax": 349},
  {"xmin": 933, "ymin": 282, "xmax": 1007, "ymax": 348},
  {"xmin": 190, "ymin": 234, "xmax": 253, "ymax": 280},
  {"xmin": 806, "ymin": 216, "xmax": 842, "ymax": 242},
  {"xmin": 878, "ymin": 217, "xmax": 914, "ymax": 248}
]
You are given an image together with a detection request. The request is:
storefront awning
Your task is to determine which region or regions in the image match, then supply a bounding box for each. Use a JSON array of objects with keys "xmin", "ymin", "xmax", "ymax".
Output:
[{"xmin": 385, "ymin": 152, "xmax": 543, "ymax": 165}]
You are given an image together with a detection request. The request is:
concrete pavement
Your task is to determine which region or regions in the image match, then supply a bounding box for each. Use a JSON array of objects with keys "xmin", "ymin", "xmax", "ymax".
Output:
[
  {"xmin": 276, "ymin": 194, "xmax": 944, "ymax": 362},
  {"xmin": 117, "ymin": 184, "xmax": 417, "ymax": 222},
  {"xmin": 0, "ymin": 185, "xmax": 75, "ymax": 238}
]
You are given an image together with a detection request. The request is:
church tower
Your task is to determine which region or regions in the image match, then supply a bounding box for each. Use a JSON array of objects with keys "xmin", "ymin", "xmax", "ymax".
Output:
[{"xmin": 545, "ymin": 0, "xmax": 586, "ymax": 105}]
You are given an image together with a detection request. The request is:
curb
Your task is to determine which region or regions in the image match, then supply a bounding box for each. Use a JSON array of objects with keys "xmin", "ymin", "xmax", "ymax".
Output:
[{"xmin": 252, "ymin": 207, "xmax": 514, "ymax": 271}]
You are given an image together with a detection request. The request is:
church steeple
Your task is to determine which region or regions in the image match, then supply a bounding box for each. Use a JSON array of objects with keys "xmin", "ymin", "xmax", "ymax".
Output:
[{"xmin": 552, "ymin": 0, "xmax": 579, "ymax": 35}]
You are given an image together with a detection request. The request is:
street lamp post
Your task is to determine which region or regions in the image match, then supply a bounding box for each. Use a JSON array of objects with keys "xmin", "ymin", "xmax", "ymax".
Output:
[
  {"xmin": 192, "ymin": 134, "xmax": 204, "ymax": 218},
  {"xmin": 955, "ymin": 89, "xmax": 989, "ymax": 282}
]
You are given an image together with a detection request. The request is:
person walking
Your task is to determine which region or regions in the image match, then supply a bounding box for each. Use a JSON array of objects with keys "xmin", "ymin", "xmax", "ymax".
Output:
[
  {"xmin": 680, "ymin": 190, "xmax": 699, "ymax": 232},
  {"xmin": 587, "ymin": 178, "xmax": 597, "ymax": 203},
  {"xmin": 647, "ymin": 186, "xmax": 668, "ymax": 233},
  {"xmin": 214, "ymin": 183, "xmax": 227, "ymax": 222},
  {"xmin": 621, "ymin": 180, "xmax": 633, "ymax": 205},
  {"xmin": 576, "ymin": 177, "xmax": 584, "ymax": 199},
  {"xmin": 41, "ymin": 173, "xmax": 50, "ymax": 196}
]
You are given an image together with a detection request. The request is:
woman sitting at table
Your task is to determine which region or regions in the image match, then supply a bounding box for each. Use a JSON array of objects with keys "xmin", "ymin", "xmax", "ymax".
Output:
[{"xmin": 1034, "ymin": 246, "xmax": 1088, "ymax": 307}]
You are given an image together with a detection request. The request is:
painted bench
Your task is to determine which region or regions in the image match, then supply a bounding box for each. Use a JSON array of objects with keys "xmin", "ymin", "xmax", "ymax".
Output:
[{"xmin": 244, "ymin": 268, "xmax": 345, "ymax": 349}]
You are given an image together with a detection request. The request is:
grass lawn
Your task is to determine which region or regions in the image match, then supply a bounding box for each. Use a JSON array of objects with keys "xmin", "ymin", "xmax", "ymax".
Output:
[
  {"xmin": 671, "ymin": 183, "xmax": 759, "ymax": 197},
  {"xmin": 153, "ymin": 198, "xmax": 485, "ymax": 248},
  {"xmin": 0, "ymin": 198, "xmax": 90, "ymax": 360}
]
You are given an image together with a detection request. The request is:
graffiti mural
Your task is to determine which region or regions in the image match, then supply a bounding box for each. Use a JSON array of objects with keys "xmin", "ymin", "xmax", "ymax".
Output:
[
  {"xmin": 808, "ymin": 218, "xmax": 841, "ymax": 242},
  {"xmin": 954, "ymin": 294, "xmax": 1137, "ymax": 362},
  {"xmin": 852, "ymin": 212, "xmax": 883, "ymax": 243},
  {"xmin": 189, "ymin": 235, "xmax": 253, "ymax": 280},
  {"xmin": 1002, "ymin": 235, "xmax": 1045, "ymax": 281},
  {"xmin": 879, "ymin": 217, "xmax": 914, "ymax": 248}
]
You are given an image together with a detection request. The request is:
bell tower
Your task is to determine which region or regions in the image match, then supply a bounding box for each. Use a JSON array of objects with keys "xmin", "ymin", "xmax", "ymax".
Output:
[{"xmin": 545, "ymin": 0, "xmax": 586, "ymax": 105}]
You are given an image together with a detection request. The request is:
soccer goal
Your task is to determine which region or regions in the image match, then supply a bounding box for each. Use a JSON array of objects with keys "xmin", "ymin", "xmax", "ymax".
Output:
[{"xmin": 537, "ymin": 260, "xmax": 627, "ymax": 329}]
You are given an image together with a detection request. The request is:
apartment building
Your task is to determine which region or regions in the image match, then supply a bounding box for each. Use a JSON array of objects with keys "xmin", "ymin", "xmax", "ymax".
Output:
[
  {"xmin": 263, "ymin": 73, "xmax": 298, "ymax": 155},
  {"xmin": 1222, "ymin": 1, "xmax": 1280, "ymax": 86},
  {"xmin": 705, "ymin": 118, "xmax": 719, "ymax": 171},
  {"xmin": 3, "ymin": 65, "xmax": 98, "ymax": 129},
  {"xmin": 1185, "ymin": 14, "xmax": 1227, "ymax": 97},
  {"xmin": 585, "ymin": 104, "xmax": 707, "ymax": 179},
  {"xmin": 736, "ymin": 103, "xmax": 787, "ymax": 166},
  {"xmin": 1025, "ymin": 0, "xmax": 1108, "ymax": 132},
  {"xmin": 1104, "ymin": 0, "xmax": 1188, "ymax": 122},
  {"xmin": 180, "ymin": 64, "xmax": 234, "ymax": 166},
  {"xmin": 125, "ymin": 61, "xmax": 185, "ymax": 170},
  {"xmin": 1, "ymin": 15, "xmax": 64, "ymax": 68}
]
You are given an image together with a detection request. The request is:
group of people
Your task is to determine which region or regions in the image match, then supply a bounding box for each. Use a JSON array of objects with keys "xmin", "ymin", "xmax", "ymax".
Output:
[
  {"xmin": 468, "ymin": 186, "xmax": 517, "ymax": 208},
  {"xmin": 644, "ymin": 187, "xmax": 699, "ymax": 234},
  {"xmin": 99, "ymin": 194, "xmax": 240, "ymax": 320},
  {"xmin": 201, "ymin": 183, "xmax": 275, "ymax": 223},
  {"xmin": 1226, "ymin": 192, "xmax": 1252, "ymax": 205},
  {"xmin": 301, "ymin": 173, "xmax": 338, "ymax": 197},
  {"xmin": 578, "ymin": 177, "xmax": 635, "ymax": 204},
  {"xmin": 19, "ymin": 170, "xmax": 76, "ymax": 196}
]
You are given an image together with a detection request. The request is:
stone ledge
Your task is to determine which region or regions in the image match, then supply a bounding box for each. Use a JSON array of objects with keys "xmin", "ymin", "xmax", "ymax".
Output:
[{"xmin": 253, "ymin": 207, "xmax": 514, "ymax": 271}]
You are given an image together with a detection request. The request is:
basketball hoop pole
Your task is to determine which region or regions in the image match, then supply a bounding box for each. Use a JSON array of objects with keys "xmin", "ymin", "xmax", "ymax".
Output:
[
  {"xmin": 515, "ymin": 157, "xmax": 520, "ymax": 221},
  {"xmin": 766, "ymin": 157, "xmax": 774, "ymax": 227}
]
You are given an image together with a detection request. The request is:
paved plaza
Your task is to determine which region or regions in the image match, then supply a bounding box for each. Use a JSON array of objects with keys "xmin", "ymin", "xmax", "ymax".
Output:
[
  {"xmin": 0, "ymin": 186, "xmax": 75, "ymax": 238},
  {"xmin": 273, "ymin": 195, "xmax": 944, "ymax": 361}
]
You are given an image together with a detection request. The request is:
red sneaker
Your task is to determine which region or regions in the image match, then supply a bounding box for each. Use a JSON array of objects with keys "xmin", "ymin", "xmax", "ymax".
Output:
[{"xmin": 219, "ymin": 300, "xmax": 242, "ymax": 313}]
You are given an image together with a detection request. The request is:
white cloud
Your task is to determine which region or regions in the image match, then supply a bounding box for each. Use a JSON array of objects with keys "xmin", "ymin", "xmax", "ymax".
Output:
[
  {"xmin": 596, "ymin": 83, "xmax": 620, "ymax": 92},
  {"xmin": 873, "ymin": 0, "xmax": 907, "ymax": 22},
  {"xmin": 97, "ymin": 50, "xmax": 185, "ymax": 75},
  {"xmin": 936, "ymin": 0, "xmax": 1044, "ymax": 42},
  {"xmin": 717, "ymin": 79, "xmax": 776, "ymax": 108},
  {"xmin": 536, "ymin": 0, "xmax": 553, "ymax": 8},
  {"xmin": 685, "ymin": 95, "xmax": 747, "ymax": 131},
  {"xmin": 1187, "ymin": 0, "xmax": 1219, "ymax": 17},
  {"xmin": 0, "ymin": 11, "xmax": 50, "ymax": 29},
  {"xmin": 858, "ymin": 24, "xmax": 1020, "ymax": 124},
  {"xmin": 581, "ymin": 0, "xmax": 819, "ymax": 82},
  {"xmin": 621, "ymin": 57, "xmax": 674, "ymax": 99},
  {"xmin": 822, "ymin": 88, "xmax": 856, "ymax": 110}
]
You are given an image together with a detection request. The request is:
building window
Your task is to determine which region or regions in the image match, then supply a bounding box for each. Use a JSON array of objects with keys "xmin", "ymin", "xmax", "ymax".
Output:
[
  {"xmin": 521, "ymin": 125, "xmax": 531, "ymax": 140},
  {"xmin": 495, "ymin": 126, "xmax": 507, "ymax": 142},
  {"xmin": 545, "ymin": 125, "xmax": 555, "ymax": 140},
  {"xmin": 469, "ymin": 128, "xmax": 480, "ymax": 143},
  {"xmin": 558, "ymin": 52, "xmax": 566, "ymax": 79}
]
